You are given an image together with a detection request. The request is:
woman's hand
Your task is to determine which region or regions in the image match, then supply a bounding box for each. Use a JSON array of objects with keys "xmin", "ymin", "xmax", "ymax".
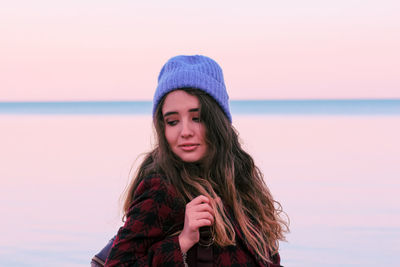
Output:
[{"xmin": 178, "ymin": 195, "xmax": 214, "ymax": 253}]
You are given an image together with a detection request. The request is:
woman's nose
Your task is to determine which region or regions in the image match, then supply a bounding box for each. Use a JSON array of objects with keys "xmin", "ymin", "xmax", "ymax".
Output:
[{"xmin": 180, "ymin": 120, "xmax": 194, "ymax": 138}]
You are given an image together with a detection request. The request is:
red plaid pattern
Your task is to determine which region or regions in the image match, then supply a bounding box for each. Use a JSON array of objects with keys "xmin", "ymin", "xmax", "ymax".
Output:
[{"xmin": 104, "ymin": 174, "xmax": 282, "ymax": 267}]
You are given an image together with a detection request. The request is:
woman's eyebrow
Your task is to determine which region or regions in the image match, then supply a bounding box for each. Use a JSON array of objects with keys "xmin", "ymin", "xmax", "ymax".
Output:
[
  {"xmin": 163, "ymin": 111, "xmax": 178, "ymax": 117},
  {"xmin": 164, "ymin": 108, "xmax": 199, "ymax": 117}
]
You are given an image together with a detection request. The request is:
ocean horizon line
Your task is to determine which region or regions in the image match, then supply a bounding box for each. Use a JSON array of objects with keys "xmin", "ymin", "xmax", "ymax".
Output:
[{"xmin": 0, "ymin": 99, "xmax": 399, "ymax": 115}]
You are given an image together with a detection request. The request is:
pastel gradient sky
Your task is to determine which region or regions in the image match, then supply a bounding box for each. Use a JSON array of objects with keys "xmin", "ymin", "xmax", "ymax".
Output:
[{"xmin": 1, "ymin": 0, "xmax": 399, "ymax": 101}]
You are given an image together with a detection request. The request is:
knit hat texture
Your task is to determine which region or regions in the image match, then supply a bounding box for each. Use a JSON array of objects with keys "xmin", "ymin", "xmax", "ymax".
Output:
[{"xmin": 153, "ymin": 55, "xmax": 232, "ymax": 122}]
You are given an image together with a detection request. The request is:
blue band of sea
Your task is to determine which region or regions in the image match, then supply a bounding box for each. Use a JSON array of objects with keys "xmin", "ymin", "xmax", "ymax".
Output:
[{"xmin": 0, "ymin": 99, "xmax": 399, "ymax": 115}]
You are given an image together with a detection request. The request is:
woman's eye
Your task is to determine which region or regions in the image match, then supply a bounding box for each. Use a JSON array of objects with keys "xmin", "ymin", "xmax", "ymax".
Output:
[
  {"xmin": 166, "ymin": 120, "xmax": 178, "ymax": 126},
  {"xmin": 193, "ymin": 117, "xmax": 200, "ymax": 122}
]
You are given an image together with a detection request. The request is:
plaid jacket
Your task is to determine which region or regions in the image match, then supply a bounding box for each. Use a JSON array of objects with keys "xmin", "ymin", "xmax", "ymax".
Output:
[{"xmin": 104, "ymin": 174, "xmax": 282, "ymax": 267}]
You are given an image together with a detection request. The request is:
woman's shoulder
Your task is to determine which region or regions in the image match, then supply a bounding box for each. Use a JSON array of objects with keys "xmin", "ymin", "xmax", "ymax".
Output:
[
  {"xmin": 134, "ymin": 172, "xmax": 173, "ymax": 195},
  {"xmin": 131, "ymin": 172, "xmax": 183, "ymax": 208},
  {"xmin": 126, "ymin": 172, "xmax": 185, "ymax": 227}
]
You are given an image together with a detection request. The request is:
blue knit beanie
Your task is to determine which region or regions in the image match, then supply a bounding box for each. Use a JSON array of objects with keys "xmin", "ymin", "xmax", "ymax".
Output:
[{"xmin": 153, "ymin": 55, "xmax": 232, "ymax": 122}]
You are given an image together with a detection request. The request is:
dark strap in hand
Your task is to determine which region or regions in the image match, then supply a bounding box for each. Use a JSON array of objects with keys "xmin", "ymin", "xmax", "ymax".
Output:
[{"xmin": 186, "ymin": 227, "xmax": 214, "ymax": 267}]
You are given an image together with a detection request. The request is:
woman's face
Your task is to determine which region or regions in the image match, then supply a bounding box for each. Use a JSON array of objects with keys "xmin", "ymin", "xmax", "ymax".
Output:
[{"xmin": 162, "ymin": 90, "xmax": 208, "ymax": 163}]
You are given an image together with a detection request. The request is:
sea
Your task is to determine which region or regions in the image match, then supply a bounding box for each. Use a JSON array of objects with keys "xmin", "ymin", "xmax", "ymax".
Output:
[{"xmin": 0, "ymin": 99, "xmax": 399, "ymax": 266}]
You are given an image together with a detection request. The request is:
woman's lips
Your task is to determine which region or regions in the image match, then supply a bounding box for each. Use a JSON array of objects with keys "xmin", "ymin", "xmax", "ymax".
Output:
[{"xmin": 179, "ymin": 144, "xmax": 199, "ymax": 151}]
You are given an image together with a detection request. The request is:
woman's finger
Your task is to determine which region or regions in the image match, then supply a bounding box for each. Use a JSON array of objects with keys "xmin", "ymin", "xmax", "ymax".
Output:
[
  {"xmin": 193, "ymin": 219, "xmax": 213, "ymax": 228},
  {"xmin": 189, "ymin": 195, "xmax": 210, "ymax": 206},
  {"xmin": 191, "ymin": 203, "xmax": 214, "ymax": 214},
  {"xmin": 191, "ymin": 211, "xmax": 214, "ymax": 223}
]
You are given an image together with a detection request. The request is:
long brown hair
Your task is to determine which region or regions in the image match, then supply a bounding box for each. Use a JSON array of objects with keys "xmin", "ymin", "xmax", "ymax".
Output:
[{"xmin": 123, "ymin": 88, "xmax": 289, "ymax": 262}]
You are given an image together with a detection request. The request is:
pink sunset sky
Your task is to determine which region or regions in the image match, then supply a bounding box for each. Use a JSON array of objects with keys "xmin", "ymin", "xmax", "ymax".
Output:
[{"xmin": 1, "ymin": 0, "xmax": 399, "ymax": 101}]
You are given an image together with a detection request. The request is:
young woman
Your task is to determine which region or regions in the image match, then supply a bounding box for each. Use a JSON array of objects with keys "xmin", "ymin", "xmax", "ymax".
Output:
[{"xmin": 103, "ymin": 55, "xmax": 288, "ymax": 266}]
